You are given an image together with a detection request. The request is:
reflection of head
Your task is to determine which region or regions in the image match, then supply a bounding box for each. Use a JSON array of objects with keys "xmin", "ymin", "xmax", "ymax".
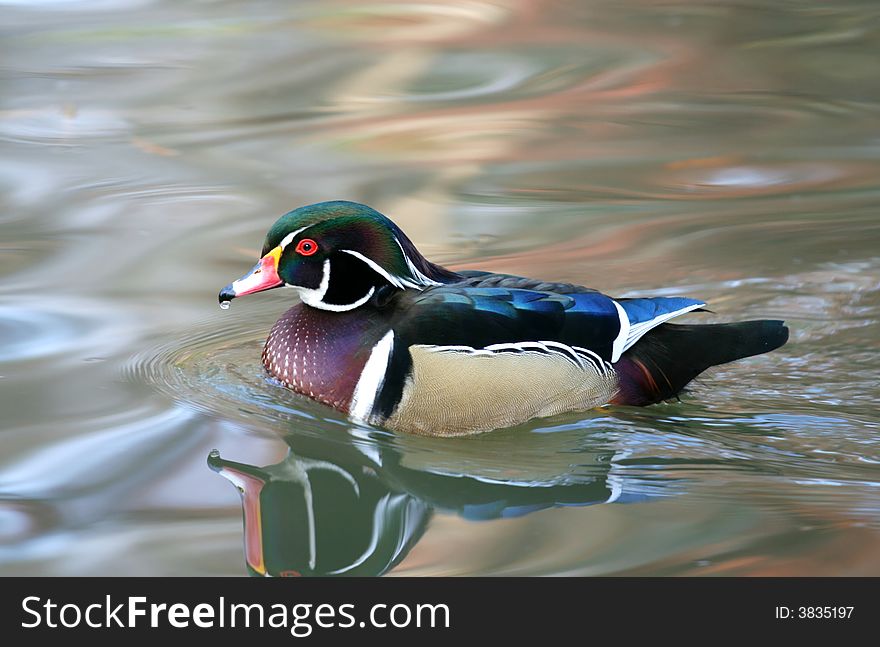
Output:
[{"xmin": 208, "ymin": 449, "xmax": 430, "ymax": 577}]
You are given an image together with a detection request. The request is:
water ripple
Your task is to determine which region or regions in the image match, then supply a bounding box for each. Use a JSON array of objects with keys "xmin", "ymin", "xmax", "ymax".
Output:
[
  {"xmin": 124, "ymin": 305, "xmax": 352, "ymax": 436},
  {"xmin": 0, "ymin": 298, "xmax": 134, "ymax": 364},
  {"xmin": 0, "ymin": 108, "xmax": 130, "ymax": 146}
]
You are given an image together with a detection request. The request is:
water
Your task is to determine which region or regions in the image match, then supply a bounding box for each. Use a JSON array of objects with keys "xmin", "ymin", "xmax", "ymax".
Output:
[{"xmin": 1, "ymin": 0, "xmax": 879, "ymax": 576}]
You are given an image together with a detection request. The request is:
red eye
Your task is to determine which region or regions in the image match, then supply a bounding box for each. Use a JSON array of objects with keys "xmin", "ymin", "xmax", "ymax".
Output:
[{"xmin": 295, "ymin": 239, "xmax": 318, "ymax": 256}]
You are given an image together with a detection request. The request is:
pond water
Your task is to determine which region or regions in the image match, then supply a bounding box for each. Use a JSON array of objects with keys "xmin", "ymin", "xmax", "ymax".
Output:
[{"xmin": 1, "ymin": 0, "xmax": 878, "ymax": 576}]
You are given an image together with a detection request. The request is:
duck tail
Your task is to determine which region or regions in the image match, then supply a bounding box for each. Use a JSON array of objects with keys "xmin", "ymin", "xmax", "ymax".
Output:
[{"xmin": 611, "ymin": 320, "xmax": 789, "ymax": 406}]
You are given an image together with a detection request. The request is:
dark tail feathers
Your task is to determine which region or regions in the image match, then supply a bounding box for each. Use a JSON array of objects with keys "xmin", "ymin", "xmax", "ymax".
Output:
[{"xmin": 612, "ymin": 320, "xmax": 788, "ymax": 406}]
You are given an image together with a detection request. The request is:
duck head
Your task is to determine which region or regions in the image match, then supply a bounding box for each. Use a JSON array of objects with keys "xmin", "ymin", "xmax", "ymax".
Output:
[
  {"xmin": 208, "ymin": 446, "xmax": 431, "ymax": 577},
  {"xmin": 219, "ymin": 201, "xmax": 458, "ymax": 311}
]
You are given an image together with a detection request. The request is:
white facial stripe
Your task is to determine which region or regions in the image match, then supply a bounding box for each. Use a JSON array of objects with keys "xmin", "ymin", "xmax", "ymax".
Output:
[
  {"xmin": 339, "ymin": 249, "xmax": 413, "ymax": 290},
  {"xmin": 393, "ymin": 237, "xmax": 443, "ymax": 288},
  {"xmin": 279, "ymin": 225, "xmax": 312, "ymax": 251},
  {"xmin": 295, "ymin": 258, "xmax": 376, "ymax": 312},
  {"xmin": 350, "ymin": 330, "xmax": 395, "ymax": 422}
]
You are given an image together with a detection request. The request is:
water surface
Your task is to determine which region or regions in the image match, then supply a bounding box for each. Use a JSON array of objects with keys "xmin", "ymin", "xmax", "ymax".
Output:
[{"xmin": 1, "ymin": 0, "xmax": 879, "ymax": 576}]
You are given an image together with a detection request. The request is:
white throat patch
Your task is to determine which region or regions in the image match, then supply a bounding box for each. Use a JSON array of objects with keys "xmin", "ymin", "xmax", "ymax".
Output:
[{"xmin": 294, "ymin": 258, "xmax": 375, "ymax": 312}]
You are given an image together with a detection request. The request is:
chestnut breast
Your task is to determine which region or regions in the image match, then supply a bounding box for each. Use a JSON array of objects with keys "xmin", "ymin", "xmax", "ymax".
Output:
[{"xmin": 262, "ymin": 304, "xmax": 386, "ymax": 413}]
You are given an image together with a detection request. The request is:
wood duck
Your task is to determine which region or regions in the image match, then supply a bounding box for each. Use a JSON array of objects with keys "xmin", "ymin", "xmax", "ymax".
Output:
[{"xmin": 219, "ymin": 201, "xmax": 788, "ymax": 436}]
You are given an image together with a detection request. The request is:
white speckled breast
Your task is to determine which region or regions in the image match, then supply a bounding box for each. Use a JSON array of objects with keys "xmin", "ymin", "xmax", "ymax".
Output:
[{"xmin": 262, "ymin": 304, "xmax": 379, "ymax": 412}]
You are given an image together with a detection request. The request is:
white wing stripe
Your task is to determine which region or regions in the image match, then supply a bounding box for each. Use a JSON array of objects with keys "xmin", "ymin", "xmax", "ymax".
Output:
[
  {"xmin": 623, "ymin": 303, "xmax": 704, "ymax": 350},
  {"xmin": 571, "ymin": 345, "xmax": 611, "ymax": 377},
  {"xmin": 340, "ymin": 249, "xmax": 410, "ymax": 289},
  {"xmin": 611, "ymin": 300, "xmax": 704, "ymax": 362},
  {"xmin": 420, "ymin": 341, "xmax": 607, "ymax": 376},
  {"xmin": 611, "ymin": 301, "xmax": 630, "ymax": 363}
]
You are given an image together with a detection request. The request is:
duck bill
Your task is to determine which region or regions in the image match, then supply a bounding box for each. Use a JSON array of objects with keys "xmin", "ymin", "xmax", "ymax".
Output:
[
  {"xmin": 219, "ymin": 246, "xmax": 283, "ymax": 304},
  {"xmin": 208, "ymin": 452, "xmax": 270, "ymax": 576}
]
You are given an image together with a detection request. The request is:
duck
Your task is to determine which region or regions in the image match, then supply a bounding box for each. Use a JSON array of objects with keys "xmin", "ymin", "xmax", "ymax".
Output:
[{"xmin": 219, "ymin": 200, "xmax": 788, "ymax": 436}]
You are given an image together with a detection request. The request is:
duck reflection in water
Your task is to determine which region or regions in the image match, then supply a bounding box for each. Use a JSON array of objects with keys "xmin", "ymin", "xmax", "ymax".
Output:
[{"xmin": 210, "ymin": 427, "xmax": 645, "ymax": 577}]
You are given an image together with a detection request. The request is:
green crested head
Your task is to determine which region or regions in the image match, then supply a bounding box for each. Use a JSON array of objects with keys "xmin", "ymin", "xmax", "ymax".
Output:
[{"xmin": 219, "ymin": 201, "xmax": 459, "ymax": 311}]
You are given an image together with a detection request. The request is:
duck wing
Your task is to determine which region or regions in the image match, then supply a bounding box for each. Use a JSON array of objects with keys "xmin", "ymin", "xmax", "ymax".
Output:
[
  {"xmin": 366, "ymin": 281, "xmax": 704, "ymax": 430},
  {"xmin": 392, "ymin": 276, "xmax": 705, "ymax": 362},
  {"xmin": 454, "ymin": 270, "xmax": 601, "ymax": 295}
]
